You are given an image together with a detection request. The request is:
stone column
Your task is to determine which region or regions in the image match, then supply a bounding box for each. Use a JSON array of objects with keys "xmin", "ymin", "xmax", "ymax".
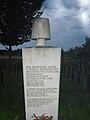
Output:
[{"xmin": 22, "ymin": 18, "xmax": 61, "ymax": 120}]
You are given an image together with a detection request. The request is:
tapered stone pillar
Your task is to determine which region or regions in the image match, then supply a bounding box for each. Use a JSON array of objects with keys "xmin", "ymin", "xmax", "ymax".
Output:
[{"xmin": 22, "ymin": 18, "xmax": 61, "ymax": 120}]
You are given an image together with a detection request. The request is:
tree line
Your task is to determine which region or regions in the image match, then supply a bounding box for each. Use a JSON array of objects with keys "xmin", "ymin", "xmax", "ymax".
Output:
[{"xmin": 65, "ymin": 36, "xmax": 90, "ymax": 60}]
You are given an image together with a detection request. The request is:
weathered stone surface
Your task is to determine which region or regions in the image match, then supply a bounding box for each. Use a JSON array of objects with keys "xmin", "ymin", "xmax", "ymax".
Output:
[
  {"xmin": 31, "ymin": 18, "xmax": 51, "ymax": 40},
  {"xmin": 22, "ymin": 47, "xmax": 61, "ymax": 120}
]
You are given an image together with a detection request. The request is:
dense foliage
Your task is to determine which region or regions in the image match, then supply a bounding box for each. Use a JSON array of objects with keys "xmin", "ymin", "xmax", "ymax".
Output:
[
  {"xmin": 0, "ymin": 0, "xmax": 45, "ymax": 51},
  {"xmin": 65, "ymin": 36, "xmax": 90, "ymax": 60}
]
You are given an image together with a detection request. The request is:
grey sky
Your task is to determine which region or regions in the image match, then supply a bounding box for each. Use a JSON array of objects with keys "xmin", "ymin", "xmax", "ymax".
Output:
[{"xmin": 41, "ymin": 0, "xmax": 90, "ymax": 50}]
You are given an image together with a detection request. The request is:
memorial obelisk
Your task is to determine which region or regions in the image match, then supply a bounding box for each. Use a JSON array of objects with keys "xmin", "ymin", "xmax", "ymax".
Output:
[{"xmin": 22, "ymin": 18, "xmax": 61, "ymax": 120}]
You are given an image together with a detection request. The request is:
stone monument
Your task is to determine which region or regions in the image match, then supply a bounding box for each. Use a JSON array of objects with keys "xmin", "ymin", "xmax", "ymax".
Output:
[{"xmin": 22, "ymin": 18, "xmax": 61, "ymax": 120}]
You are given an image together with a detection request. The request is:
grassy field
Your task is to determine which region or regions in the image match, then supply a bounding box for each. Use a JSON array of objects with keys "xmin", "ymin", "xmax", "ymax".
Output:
[
  {"xmin": 0, "ymin": 59, "xmax": 90, "ymax": 120},
  {"xmin": 60, "ymin": 75, "xmax": 90, "ymax": 120},
  {"xmin": 60, "ymin": 59, "xmax": 90, "ymax": 120},
  {"xmin": 0, "ymin": 59, "xmax": 24, "ymax": 120}
]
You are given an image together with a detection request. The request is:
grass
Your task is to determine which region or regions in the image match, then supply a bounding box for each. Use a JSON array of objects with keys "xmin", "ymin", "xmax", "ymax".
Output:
[
  {"xmin": 60, "ymin": 64, "xmax": 90, "ymax": 120},
  {"xmin": 0, "ymin": 59, "xmax": 24, "ymax": 120},
  {"xmin": 0, "ymin": 109, "xmax": 19, "ymax": 120},
  {"xmin": 60, "ymin": 104, "xmax": 90, "ymax": 120},
  {"xmin": 0, "ymin": 59, "xmax": 90, "ymax": 120}
]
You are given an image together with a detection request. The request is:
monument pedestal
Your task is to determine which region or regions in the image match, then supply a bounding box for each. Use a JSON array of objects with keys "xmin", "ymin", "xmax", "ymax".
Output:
[{"xmin": 22, "ymin": 47, "xmax": 61, "ymax": 120}]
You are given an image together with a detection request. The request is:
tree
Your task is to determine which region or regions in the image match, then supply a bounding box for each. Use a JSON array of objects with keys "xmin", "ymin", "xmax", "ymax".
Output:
[
  {"xmin": 82, "ymin": 36, "xmax": 90, "ymax": 59},
  {"xmin": 65, "ymin": 36, "xmax": 90, "ymax": 60},
  {"xmin": 0, "ymin": 0, "xmax": 45, "ymax": 51}
]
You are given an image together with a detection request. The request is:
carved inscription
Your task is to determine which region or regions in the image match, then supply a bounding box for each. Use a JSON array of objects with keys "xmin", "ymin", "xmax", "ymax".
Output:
[
  {"xmin": 26, "ymin": 65, "xmax": 59, "ymax": 107},
  {"xmin": 27, "ymin": 88, "xmax": 58, "ymax": 97},
  {"xmin": 27, "ymin": 98, "xmax": 57, "ymax": 107},
  {"xmin": 26, "ymin": 66, "xmax": 59, "ymax": 87}
]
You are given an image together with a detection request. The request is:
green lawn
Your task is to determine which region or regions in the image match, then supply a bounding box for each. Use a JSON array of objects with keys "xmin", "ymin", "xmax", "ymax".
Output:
[
  {"xmin": 60, "ymin": 59, "xmax": 90, "ymax": 120},
  {"xmin": 0, "ymin": 59, "xmax": 90, "ymax": 120}
]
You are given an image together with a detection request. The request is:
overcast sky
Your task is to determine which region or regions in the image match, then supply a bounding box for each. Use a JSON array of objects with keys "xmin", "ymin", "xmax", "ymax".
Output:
[
  {"xmin": 0, "ymin": 0, "xmax": 90, "ymax": 51},
  {"xmin": 42, "ymin": 0, "xmax": 90, "ymax": 50}
]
